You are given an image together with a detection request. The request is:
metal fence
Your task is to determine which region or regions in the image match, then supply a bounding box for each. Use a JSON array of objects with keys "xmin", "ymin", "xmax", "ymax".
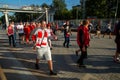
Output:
[{"xmin": 55, "ymin": 19, "xmax": 119, "ymax": 32}]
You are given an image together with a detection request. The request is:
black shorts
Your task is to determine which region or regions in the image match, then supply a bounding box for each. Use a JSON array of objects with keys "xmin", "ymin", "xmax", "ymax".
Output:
[
  {"xmin": 18, "ymin": 33, "xmax": 24, "ymax": 37},
  {"xmin": 105, "ymin": 29, "xmax": 111, "ymax": 34}
]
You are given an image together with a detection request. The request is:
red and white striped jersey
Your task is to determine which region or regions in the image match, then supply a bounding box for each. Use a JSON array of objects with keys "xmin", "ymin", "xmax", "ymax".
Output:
[{"xmin": 34, "ymin": 29, "xmax": 48, "ymax": 48}]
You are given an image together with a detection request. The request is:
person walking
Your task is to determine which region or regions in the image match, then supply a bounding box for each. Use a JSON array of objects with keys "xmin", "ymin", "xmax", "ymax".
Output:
[
  {"xmin": 33, "ymin": 21, "xmax": 57, "ymax": 75},
  {"xmin": 17, "ymin": 22, "xmax": 25, "ymax": 44},
  {"xmin": 62, "ymin": 20, "xmax": 72, "ymax": 48},
  {"xmin": 113, "ymin": 21, "xmax": 120, "ymax": 63},
  {"xmin": 11, "ymin": 21, "xmax": 17, "ymax": 44},
  {"xmin": 7, "ymin": 22, "xmax": 16, "ymax": 47},
  {"xmin": 24, "ymin": 22, "xmax": 31, "ymax": 44},
  {"xmin": 75, "ymin": 21, "xmax": 83, "ymax": 56},
  {"xmin": 76, "ymin": 20, "xmax": 90, "ymax": 68},
  {"xmin": 103, "ymin": 21, "xmax": 112, "ymax": 39},
  {"xmin": 46, "ymin": 23, "xmax": 57, "ymax": 50},
  {"xmin": 94, "ymin": 23, "xmax": 101, "ymax": 39}
]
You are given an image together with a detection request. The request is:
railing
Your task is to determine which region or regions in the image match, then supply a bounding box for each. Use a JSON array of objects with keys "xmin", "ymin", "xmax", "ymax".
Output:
[{"xmin": 55, "ymin": 19, "xmax": 119, "ymax": 32}]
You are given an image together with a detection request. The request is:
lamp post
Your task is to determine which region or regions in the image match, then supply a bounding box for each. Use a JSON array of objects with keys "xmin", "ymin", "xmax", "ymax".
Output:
[
  {"xmin": 82, "ymin": 0, "xmax": 86, "ymax": 19},
  {"xmin": 115, "ymin": 0, "xmax": 118, "ymax": 20},
  {"xmin": 3, "ymin": 11, "xmax": 9, "ymax": 27},
  {"xmin": 3, "ymin": 4, "xmax": 9, "ymax": 27},
  {"xmin": 76, "ymin": 5, "xmax": 80, "ymax": 20},
  {"xmin": 45, "ymin": 8, "xmax": 48, "ymax": 24}
]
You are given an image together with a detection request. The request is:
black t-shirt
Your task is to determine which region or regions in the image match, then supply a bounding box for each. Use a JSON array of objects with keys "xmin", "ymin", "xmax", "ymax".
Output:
[
  {"xmin": 95, "ymin": 25, "xmax": 101, "ymax": 31},
  {"xmin": 63, "ymin": 24, "xmax": 71, "ymax": 35}
]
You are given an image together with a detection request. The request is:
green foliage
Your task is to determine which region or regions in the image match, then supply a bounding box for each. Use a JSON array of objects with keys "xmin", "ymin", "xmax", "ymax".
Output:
[
  {"xmin": 85, "ymin": 0, "xmax": 120, "ymax": 18},
  {"xmin": 41, "ymin": 3, "xmax": 49, "ymax": 8},
  {"xmin": 52, "ymin": 0, "xmax": 66, "ymax": 10},
  {"xmin": 0, "ymin": 0, "xmax": 120, "ymax": 21}
]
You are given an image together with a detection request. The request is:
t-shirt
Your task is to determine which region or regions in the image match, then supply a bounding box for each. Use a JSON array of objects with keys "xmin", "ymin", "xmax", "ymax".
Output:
[
  {"xmin": 17, "ymin": 24, "xmax": 24, "ymax": 33},
  {"xmin": 7, "ymin": 26, "xmax": 14, "ymax": 36}
]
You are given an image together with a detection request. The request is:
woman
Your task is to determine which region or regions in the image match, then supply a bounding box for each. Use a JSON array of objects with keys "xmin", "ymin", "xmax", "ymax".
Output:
[{"xmin": 7, "ymin": 22, "xmax": 16, "ymax": 47}]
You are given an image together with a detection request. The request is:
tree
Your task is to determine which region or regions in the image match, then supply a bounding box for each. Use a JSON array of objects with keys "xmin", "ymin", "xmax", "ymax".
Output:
[
  {"xmin": 85, "ymin": 0, "xmax": 106, "ymax": 18},
  {"xmin": 41, "ymin": 3, "xmax": 49, "ymax": 8},
  {"xmin": 71, "ymin": 5, "xmax": 82, "ymax": 19},
  {"xmin": 52, "ymin": 0, "xmax": 66, "ymax": 10},
  {"xmin": 52, "ymin": 0, "xmax": 70, "ymax": 20},
  {"xmin": 85, "ymin": 0, "xmax": 120, "ymax": 18}
]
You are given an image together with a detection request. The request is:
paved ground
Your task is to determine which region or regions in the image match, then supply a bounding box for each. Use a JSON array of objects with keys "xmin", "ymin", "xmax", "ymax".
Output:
[{"xmin": 0, "ymin": 29, "xmax": 120, "ymax": 80}]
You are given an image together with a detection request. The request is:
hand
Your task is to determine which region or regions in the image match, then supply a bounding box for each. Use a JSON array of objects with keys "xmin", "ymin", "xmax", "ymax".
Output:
[
  {"xmin": 33, "ymin": 46, "xmax": 36, "ymax": 50},
  {"xmin": 82, "ymin": 47, "xmax": 85, "ymax": 52},
  {"xmin": 54, "ymin": 36, "xmax": 58, "ymax": 40}
]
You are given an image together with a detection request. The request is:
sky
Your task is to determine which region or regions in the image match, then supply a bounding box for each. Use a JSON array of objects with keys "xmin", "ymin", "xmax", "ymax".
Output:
[{"xmin": 0, "ymin": 0, "xmax": 80, "ymax": 17}]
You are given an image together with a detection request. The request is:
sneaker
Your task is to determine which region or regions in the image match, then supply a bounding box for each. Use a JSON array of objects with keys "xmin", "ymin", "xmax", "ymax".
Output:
[
  {"xmin": 50, "ymin": 48, "xmax": 53, "ymax": 50},
  {"xmin": 79, "ymin": 65, "xmax": 86, "ymax": 68},
  {"xmin": 66, "ymin": 46, "xmax": 69, "ymax": 48},
  {"xmin": 63, "ymin": 43, "xmax": 65, "ymax": 47},
  {"xmin": 75, "ymin": 51, "xmax": 78, "ymax": 56},
  {"xmin": 50, "ymin": 71, "xmax": 57, "ymax": 75},
  {"xmin": 35, "ymin": 63, "xmax": 39, "ymax": 69},
  {"xmin": 114, "ymin": 58, "xmax": 120, "ymax": 63},
  {"xmin": 13, "ymin": 45, "xmax": 16, "ymax": 47}
]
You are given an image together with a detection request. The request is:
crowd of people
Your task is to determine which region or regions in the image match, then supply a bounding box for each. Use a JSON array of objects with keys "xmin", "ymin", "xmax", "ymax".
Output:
[
  {"xmin": 6, "ymin": 21, "xmax": 58, "ymax": 75},
  {"xmin": 5, "ymin": 19, "xmax": 120, "ymax": 75}
]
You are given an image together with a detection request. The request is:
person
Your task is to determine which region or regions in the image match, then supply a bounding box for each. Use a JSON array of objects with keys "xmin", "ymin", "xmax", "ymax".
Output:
[
  {"xmin": 17, "ymin": 22, "xmax": 25, "ymax": 44},
  {"xmin": 7, "ymin": 22, "xmax": 16, "ymax": 47},
  {"xmin": 94, "ymin": 23, "xmax": 101, "ymax": 38},
  {"xmin": 11, "ymin": 21, "xmax": 17, "ymax": 44},
  {"xmin": 24, "ymin": 22, "xmax": 31, "ymax": 44},
  {"xmin": 88, "ymin": 22, "xmax": 93, "ymax": 38},
  {"xmin": 103, "ymin": 21, "xmax": 112, "ymax": 39},
  {"xmin": 62, "ymin": 20, "xmax": 72, "ymax": 48},
  {"xmin": 33, "ymin": 21, "xmax": 57, "ymax": 75},
  {"xmin": 46, "ymin": 23, "xmax": 57, "ymax": 50},
  {"xmin": 113, "ymin": 21, "xmax": 120, "ymax": 63},
  {"xmin": 30, "ymin": 22, "xmax": 41, "ymax": 43},
  {"xmin": 76, "ymin": 20, "xmax": 90, "ymax": 68},
  {"xmin": 51, "ymin": 22, "xmax": 56, "ymax": 35},
  {"xmin": 75, "ymin": 21, "xmax": 83, "ymax": 56}
]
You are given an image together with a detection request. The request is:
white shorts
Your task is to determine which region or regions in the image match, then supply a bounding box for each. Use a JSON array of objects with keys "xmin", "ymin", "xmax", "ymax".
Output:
[{"xmin": 36, "ymin": 47, "xmax": 52, "ymax": 60}]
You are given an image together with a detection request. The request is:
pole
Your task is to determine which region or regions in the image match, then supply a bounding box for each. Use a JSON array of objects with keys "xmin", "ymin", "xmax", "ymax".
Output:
[
  {"xmin": 3, "ymin": 11, "xmax": 9, "ymax": 27},
  {"xmin": 82, "ymin": 0, "xmax": 86, "ymax": 19},
  {"xmin": 114, "ymin": 0, "xmax": 118, "ymax": 27},
  {"xmin": 45, "ymin": 8, "xmax": 48, "ymax": 24},
  {"xmin": 115, "ymin": 0, "xmax": 118, "ymax": 20}
]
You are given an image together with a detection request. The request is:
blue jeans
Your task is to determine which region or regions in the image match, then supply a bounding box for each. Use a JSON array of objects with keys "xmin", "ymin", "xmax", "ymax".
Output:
[{"xmin": 63, "ymin": 35, "xmax": 70, "ymax": 48}]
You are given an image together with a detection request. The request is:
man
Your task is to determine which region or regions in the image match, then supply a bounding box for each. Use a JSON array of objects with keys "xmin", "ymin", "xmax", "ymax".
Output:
[
  {"xmin": 114, "ymin": 21, "xmax": 120, "ymax": 63},
  {"xmin": 33, "ymin": 21, "xmax": 57, "ymax": 75},
  {"xmin": 17, "ymin": 22, "xmax": 24, "ymax": 44},
  {"xmin": 76, "ymin": 20, "xmax": 90, "ymax": 68},
  {"xmin": 103, "ymin": 21, "xmax": 112, "ymax": 39},
  {"xmin": 62, "ymin": 20, "xmax": 72, "ymax": 48}
]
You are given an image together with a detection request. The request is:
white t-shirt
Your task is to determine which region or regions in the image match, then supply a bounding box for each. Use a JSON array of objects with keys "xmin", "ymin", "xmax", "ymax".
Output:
[{"xmin": 17, "ymin": 24, "xmax": 24, "ymax": 33}]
